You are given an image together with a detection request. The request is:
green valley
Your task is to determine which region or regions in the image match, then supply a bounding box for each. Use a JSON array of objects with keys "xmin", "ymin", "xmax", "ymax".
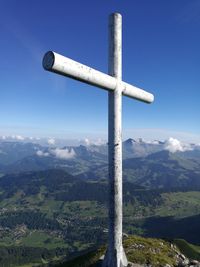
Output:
[{"xmin": 0, "ymin": 169, "xmax": 200, "ymax": 266}]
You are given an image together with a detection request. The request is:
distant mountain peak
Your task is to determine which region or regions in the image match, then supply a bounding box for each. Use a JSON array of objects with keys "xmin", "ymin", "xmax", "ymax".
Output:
[
  {"xmin": 124, "ymin": 138, "xmax": 137, "ymax": 145},
  {"xmin": 151, "ymin": 140, "xmax": 165, "ymax": 145},
  {"xmin": 124, "ymin": 138, "xmax": 146, "ymax": 145}
]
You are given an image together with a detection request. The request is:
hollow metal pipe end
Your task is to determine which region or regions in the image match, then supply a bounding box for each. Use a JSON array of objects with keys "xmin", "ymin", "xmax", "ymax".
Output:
[{"xmin": 42, "ymin": 51, "xmax": 55, "ymax": 70}]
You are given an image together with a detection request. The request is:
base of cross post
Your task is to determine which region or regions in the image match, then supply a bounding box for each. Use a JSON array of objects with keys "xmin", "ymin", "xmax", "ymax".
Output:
[{"xmin": 102, "ymin": 245, "xmax": 128, "ymax": 267}]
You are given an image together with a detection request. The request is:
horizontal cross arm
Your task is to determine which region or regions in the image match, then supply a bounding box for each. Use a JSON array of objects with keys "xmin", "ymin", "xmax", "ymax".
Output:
[{"xmin": 43, "ymin": 51, "xmax": 154, "ymax": 103}]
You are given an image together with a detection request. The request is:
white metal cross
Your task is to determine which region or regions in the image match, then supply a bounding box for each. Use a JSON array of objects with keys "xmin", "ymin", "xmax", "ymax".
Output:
[{"xmin": 43, "ymin": 13, "xmax": 154, "ymax": 267}]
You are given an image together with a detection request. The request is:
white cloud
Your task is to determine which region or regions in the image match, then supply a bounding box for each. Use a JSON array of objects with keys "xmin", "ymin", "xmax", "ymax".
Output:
[
  {"xmin": 93, "ymin": 138, "xmax": 106, "ymax": 146},
  {"xmin": 50, "ymin": 148, "xmax": 76, "ymax": 160},
  {"xmin": 83, "ymin": 138, "xmax": 90, "ymax": 146},
  {"xmin": 11, "ymin": 135, "xmax": 25, "ymax": 141},
  {"xmin": 164, "ymin": 137, "xmax": 192, "ymax": 153},
  {"xmin": 146, "ymin": 140, "xmax": 161, "ymax": 145},
  {"xmin": 80, "ymin": 138, "xmax": 106, "ymax": 146},
  {"xmin": 124, "ymin": 128, "xmax": 200, "ymax": 143},
  {"xmin": 36, "ymin": 150, "xmax": 49, "ymax": 157},
  {"xmin": 48, "ymin": 138, "xmax": 55, "ymax": 145}
]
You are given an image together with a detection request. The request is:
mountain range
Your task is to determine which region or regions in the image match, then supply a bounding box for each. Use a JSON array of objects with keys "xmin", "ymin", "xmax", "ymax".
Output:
[{"xmin": 1, "ymin": 138, "xmax": 199, "ymax": 189}]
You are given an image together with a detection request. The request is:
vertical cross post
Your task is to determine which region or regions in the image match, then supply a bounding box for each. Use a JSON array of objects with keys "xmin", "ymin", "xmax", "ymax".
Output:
[{"xmin": 103, "ymin": 13, "xmax": 128, "ymax": 267}]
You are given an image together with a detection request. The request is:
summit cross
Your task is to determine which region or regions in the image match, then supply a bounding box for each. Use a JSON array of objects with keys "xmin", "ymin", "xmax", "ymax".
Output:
[{"xmin": 43, "ymin": 13, "xmax": 154, "ymax": 267}]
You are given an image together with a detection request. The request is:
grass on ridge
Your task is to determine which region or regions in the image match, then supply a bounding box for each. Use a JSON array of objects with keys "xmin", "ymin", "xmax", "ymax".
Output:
[{"xmin": 173, "ymin": 239, "xmax": 200, "ymax": 260}]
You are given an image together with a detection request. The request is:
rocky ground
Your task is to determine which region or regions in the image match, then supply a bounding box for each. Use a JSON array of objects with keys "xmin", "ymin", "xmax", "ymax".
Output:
[{"xmin": 56, "ymin": 235, "xmax": 200, "ymax": 267}]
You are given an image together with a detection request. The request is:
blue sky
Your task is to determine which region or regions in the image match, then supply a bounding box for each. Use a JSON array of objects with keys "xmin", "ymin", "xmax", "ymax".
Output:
[{"xmin": 0, "ymin": 0, "xmax": 200, "ymax": 142}]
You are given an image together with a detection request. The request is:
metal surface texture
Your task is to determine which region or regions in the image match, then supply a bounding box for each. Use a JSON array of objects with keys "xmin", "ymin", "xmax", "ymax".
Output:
[
  {"xmin": 43, "ymin": 12, "xmax": 154, "ymax": 267},
  {"xmin": 43, "ymin": 51, "xmax": 154, "ymax": 103},
  {"xmin": 102, "ymin": 13, "xmax": 128, "ymax": 267}
]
